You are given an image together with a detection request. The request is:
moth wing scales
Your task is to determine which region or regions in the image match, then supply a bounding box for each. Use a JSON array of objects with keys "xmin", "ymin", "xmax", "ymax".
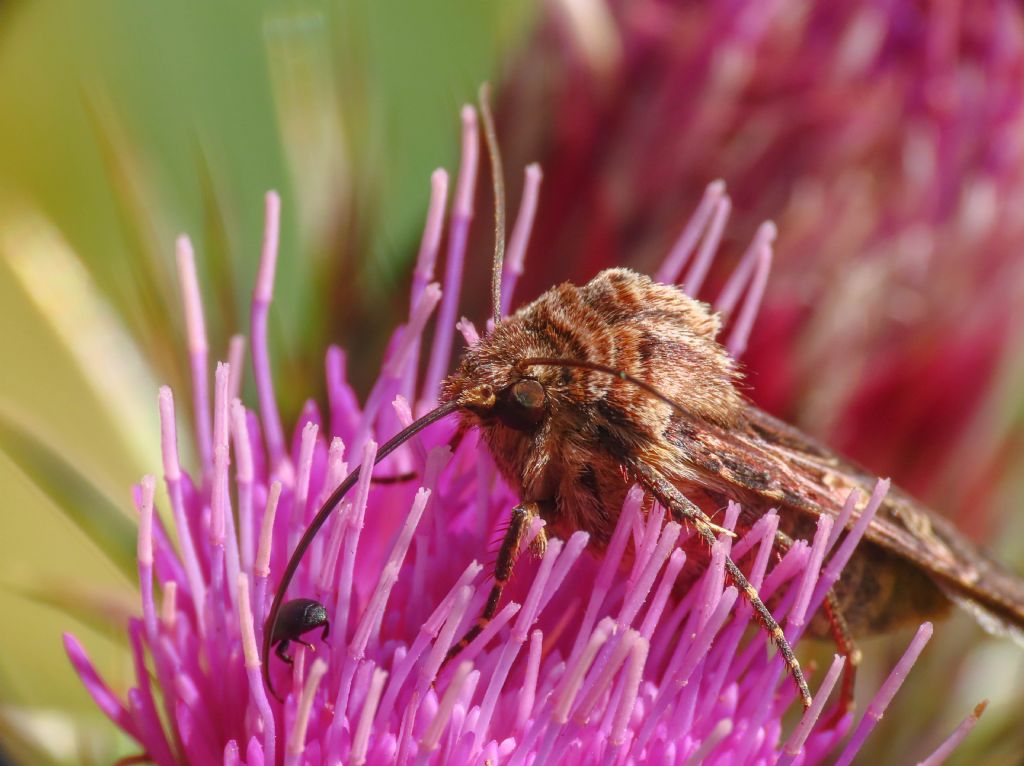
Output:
[{"xmin": 669, "ymin": 404, "xmax": 1024, "ymax": 635}]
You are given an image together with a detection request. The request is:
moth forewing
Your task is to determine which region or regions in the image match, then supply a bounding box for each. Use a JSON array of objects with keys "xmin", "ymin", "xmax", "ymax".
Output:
[{"xmin": 676, "ymin": 402, "xmax": 1024, "ymax": 640}]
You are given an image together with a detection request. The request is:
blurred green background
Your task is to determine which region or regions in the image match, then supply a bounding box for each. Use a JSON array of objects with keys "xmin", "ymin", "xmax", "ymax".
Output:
[{"xmin": 2, "ymin": 1, "xmax": 1023, "ymax": 764}]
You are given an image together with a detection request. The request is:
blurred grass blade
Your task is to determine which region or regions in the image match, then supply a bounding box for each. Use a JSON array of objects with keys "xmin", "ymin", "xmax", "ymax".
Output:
[
  {"xmin": 1, "ymin": 209, "xmax": 161, "ymax": 472},
  {"xmin": 0, "ymin": 412, "xmax": 135, "ymax": 578},
  {"xmin": 8, "ymin": 579, "xmax": 134, "ymax": 646},
  {"xmin": 81, "ymin": 86, "xmax": 184, "ymax": 395},
  {"xmin": 196, "ymin": 134, "xmax": 241, "ymax": 340}
]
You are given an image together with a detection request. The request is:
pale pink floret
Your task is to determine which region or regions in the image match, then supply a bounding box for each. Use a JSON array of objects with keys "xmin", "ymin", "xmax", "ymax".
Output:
[
  {"xmin": 917, "ymin": 699, "xmax": 989, "ymax": 766},
  {"xmin": 64, "ymin": 106, "xmax": 983, "ymax": 765},
  {"xmin": 175, "ymin": 235, "xmax": 212, "ymax": 476},
  {"xmin": 655, "ymin": 179, "xmax": 727, "ymax": 285},
  {"xmin": 424, "ymin": 106, "xmax": 480, "ymax": 405}
]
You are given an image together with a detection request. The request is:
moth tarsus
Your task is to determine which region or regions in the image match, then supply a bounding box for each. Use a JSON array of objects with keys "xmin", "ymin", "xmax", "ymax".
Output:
[{"xmin": 774, "ymin": 527, "xmax": 861, "ymax": 719}]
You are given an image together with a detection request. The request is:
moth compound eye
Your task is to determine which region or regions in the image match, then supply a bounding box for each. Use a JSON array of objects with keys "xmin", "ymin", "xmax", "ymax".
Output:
[
  {"xmin": 492, "ymin": 378, "xmax": 547, "ymax": 431},
  {"xmin": 512, "ymin": 379, "xmax": 546, "ymax": 411}
]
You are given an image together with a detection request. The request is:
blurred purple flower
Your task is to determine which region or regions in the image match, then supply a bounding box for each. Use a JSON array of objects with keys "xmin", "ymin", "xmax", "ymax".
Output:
[
  {"xmin": 64, "ymin": 109, "xmax": 979, "ymax": 765},
  {"xmin": 501, "ymin": 0, "xmax": 1024, "ymax": 535}
]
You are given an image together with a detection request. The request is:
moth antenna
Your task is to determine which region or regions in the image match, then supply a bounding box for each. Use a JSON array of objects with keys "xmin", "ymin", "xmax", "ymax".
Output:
[
  {"xmin": 479, "ymin": 83, "xmax": 506, "ymax": 327},
  {"xmin": 517, "ymin": 357, "xmax": 701, "ymax": 422},
  {"xmin": 262, "ymin": 399, "xmax": 461, "ymax": 701}
]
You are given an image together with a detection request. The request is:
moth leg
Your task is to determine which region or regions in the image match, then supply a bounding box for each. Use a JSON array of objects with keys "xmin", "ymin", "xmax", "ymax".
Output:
[
  {"xmin": 630, "ymin": 459, "xmax": 813, "ymax": 709},
  {"xmin": 822, "ymin": 591, "xmax": 859, "ymax": 720},
  {"xmin": 446, "ymin": 502, "xmax": 543, "ymax": 663},
  {"xmin": 774, "ymin": 529, "xmax": 860, "ymax": 719},
  {"xmin": 371, "ymin": 470, "xmax": 418, "ymax": 485}
]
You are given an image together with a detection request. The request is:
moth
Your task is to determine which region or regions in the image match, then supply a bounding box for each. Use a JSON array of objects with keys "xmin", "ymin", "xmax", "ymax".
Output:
[{"xmin": 263, "ymin": 91, "xmax": 1024, "ymax": 707}]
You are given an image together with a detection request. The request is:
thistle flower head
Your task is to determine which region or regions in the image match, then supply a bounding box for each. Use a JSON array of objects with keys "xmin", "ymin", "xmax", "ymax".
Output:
[{"xmin": 65, "ymin": 107, "xmax": 980, "ymax": 765}]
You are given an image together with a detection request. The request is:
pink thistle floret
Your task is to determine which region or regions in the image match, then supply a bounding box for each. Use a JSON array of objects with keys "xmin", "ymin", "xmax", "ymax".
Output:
[{"xmin": 66, "ymin": 106, "xmax": 979, "ymax": 765}]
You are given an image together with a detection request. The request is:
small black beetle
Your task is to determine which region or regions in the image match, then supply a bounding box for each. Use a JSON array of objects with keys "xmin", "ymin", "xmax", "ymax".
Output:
[{"xmin": 270, "ymin": 598, "xmax": 330, "ymax": 665}]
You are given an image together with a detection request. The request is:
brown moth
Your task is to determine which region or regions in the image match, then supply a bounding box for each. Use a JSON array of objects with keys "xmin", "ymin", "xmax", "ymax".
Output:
[
  {"xmin": 438, "ymin": 267, "xmax": 1024, "ymax": 696},
  {"xmin": 263, "ymin": 90, "xmax": 1024, "ymax": 707}
]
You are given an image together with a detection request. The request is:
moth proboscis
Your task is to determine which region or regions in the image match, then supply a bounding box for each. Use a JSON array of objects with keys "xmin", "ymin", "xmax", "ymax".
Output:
[{"xmin": 263, "ymin": 87, "xmax": 1024, "ymax": 711}]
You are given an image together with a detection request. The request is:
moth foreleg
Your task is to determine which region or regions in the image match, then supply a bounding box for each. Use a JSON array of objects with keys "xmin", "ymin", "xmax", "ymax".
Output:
[
  {"xmin": 445, "ymin": 502, "xmax": 544, "ymax": 664},
  {"xmin": 630, "ymin": 459, "xmax": 813, "ymax": 709}
]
